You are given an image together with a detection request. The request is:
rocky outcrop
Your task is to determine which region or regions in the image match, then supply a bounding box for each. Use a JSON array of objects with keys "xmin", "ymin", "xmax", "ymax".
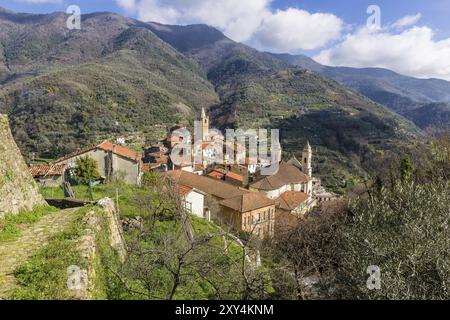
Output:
[{"xmin": 0, "ymin": 114, "xmax": 46, "ymax": 218}]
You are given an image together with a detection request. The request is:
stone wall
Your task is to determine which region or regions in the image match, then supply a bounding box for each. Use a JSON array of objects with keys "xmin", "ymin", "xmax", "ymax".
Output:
[
  {"xmin": 70, "ymin": 200, "xmax": 126, "ymax": 299},
  {"xmin": 0, "ymin": 114, "xmax": 46, "ymax": 218}
]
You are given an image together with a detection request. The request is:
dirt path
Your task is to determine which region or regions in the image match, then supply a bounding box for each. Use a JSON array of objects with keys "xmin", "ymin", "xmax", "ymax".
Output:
[{"xmin": 0, "ymin": 208, "xmax": 80, "ymax": 298}]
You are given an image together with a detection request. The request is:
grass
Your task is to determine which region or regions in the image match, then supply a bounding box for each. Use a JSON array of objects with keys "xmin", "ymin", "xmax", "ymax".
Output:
[
  {"xmin": 9, "ymin": 206, "xmax": 120, "ymax": 300},
  {"xmin": 36, "ymin": 183, "xmax": 273, "ymax": 300},
  {"xmin": 40, "ymin": 183, "xmax": 140, "ymax": 218},
  {"xmin": 0, "ymin": 205, "xmax": 59, "ymax": 242},
  {"xmin": 9, "ymin": 208, "xmax": 87, "ymax": 300}
]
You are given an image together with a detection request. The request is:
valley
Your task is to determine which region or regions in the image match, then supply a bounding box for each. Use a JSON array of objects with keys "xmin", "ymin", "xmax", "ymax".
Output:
[{"xmin": 0, "ymin": 10, "xmax": 441, "ymax": 190}]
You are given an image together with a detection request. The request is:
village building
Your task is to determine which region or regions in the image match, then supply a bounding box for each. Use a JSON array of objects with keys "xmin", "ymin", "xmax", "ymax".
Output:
[
  {"xmin": 207, "ymin": 167, "xmax": 245, "ymax": 186},
  {"xmin": 53, "ymin": 140, "xmax": 142, "ymax": 185},
  {"xmin": 175, "ymin": 184, "xmax": 208, "ymax": 220},
  {"xmin": 219, "ymin": 193, "xmax": 276, "ymax": 239},
  {"xmin": 250, "ymin": 161, "xmax": 313, "ymax": 199},
  {"xmin": 156, "ymin": 109, "xmax": 335, "ymax": 236},
  {"xmin": 314, "ymin": 189, "xmax": 340, "ymax": 202},
  {"xmin": 29, "ymin": 163, "xmax": 67, "ymax": 187},
  {"xmin": 166, "ymin": 125, "xmax": 191, "ymax": 149},
  {"xmin": 275, "ymin": 191, "xmax": 316, "ymax": 232},
  {"xmin": 143, "ymin": 144, "xmax": 169, "ymax": 172},
  {"xmin": 165, "ymin": 170, "xmax": 275, "ymax": 239}
]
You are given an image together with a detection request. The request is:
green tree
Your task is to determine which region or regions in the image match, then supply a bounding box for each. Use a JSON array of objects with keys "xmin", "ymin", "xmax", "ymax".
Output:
[
  {"xmin": 334, "ymin": 176, "xmax": 449, "ymax": 299},
  {"xmin": 270, "ymin": 154, "xmax": 450, "ymax": 300},
  {"xmin": 400, "ymin": 157, "xmax": 413, "ymax": 182},
  {"xmin": 74, "ymin": 156, "xmax": 101, "ymax": 185}
]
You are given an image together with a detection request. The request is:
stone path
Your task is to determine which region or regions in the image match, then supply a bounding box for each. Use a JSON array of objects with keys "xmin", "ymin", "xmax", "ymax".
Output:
[{"xmin": 0, "ymin": 208, "xmax": 80, "ymax": 298}]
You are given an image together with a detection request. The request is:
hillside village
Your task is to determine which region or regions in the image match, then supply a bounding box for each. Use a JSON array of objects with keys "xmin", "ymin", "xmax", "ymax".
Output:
[
  {"xmin": 27, "ymin": 108, "xmax": 339, "ymax": 240},
  {"xmin": 0, "ymin": 3, "xmax": 448, "ymax": 302}
]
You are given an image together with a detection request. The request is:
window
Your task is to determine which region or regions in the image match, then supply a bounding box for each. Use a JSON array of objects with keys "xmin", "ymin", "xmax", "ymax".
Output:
[{"xmin": 183, "ymin": 201, "xmax": 192, "ymax": 213}]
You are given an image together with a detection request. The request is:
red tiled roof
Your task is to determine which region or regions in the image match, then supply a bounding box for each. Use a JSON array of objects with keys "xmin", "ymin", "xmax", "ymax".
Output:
[
  {"xmin": 97, "ymin": 141, "xmax": 141, "ymax": 162},
  {"xmin": 54, "ymin": 140, "xmax": 141, "ymax": 164},
  {"xmin": 29, "ymin": 164, "xmax": 66, "ymax": 177},
  {"xmin": 208, "ymin": 171, "xmax": 224, "ymax": 180},
  {"xmin": 165, "ymin": 170, "xmax": 247, "ymax": 200},
  {"xmin": 277, "ymin": 191, "xmax": 309, "ymax": 211},
  {"xmin": 225, "ymin": 170, "xmax": 244, "ymax": 182},
  {"xmin": 209, "ymin": 168, "xmax": 244, "ymax": 182},
  {"xmin": 219, "ymin": 192, "xmax": 275, "ymax": 213},
  {"xmin": 176, "ymin": 184, "xmax": 194, "ymax": 197},
  {"xmin": 251, "ymin": 162, "xmax": 310, "ymax": 191}
]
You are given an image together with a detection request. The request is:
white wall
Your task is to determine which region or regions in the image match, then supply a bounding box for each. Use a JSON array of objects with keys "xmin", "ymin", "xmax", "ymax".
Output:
[
  {"xmin": 185, "ymin": 190, "xmax": 205, "ymax": 218},
  {"xmin": 181, "ymin": 166, "xmax": 194, "ymax": 173}
]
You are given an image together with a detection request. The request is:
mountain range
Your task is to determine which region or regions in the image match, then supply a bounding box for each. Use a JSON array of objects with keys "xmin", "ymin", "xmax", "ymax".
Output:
[
  {"xmin": 0, "ymin": 7, "xmax": 447, "ymax": 189},
  {"xmin": 270, "ymin": 53, "xmax": 450, "ymax": 132}
]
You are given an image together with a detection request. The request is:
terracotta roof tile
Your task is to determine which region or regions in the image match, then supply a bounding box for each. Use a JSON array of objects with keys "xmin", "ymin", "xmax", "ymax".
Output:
[
  {"xmin": 251, "ymin": 162, "xmax": 310, "ymax": 191},
  {"xmin": 220, "ymin": 193, "xmax": 275, "ymax": 213},
  {"xmin": 277, "ymin": 191, "xmax": 309, "ymax": 211},
  {"xmin": 208, "ymin": 171, "xmax": 224, "ymax": 180},
  {"xmin": 29, "ymin": 164, "xmax": 66, "ymax": 177},
  {"xmin": 165, "ymin": 170, "xmax": 247, "ymax": 200},
  {"xmin": 55, "ymin": 140, "xmax": 141, "ymax": 163},
  {"xmin": 97, "ymin": 141, "xmax": 141, "ymax": 162},
  {"xmin": 176, "ymin": 184, "xmax": 193, "ymax": 197},
  {"xmin": 225, "ymin": 171, "xmax": 244, "ymax": 182},
  {"xmin": 209, "ymin": 168, "xmax": 244, "ymax": 182}
]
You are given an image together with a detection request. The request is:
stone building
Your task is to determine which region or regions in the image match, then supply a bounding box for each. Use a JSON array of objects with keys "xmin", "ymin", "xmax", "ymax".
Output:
[
  {"xmin": 250, "ymin": 161, "xmax": 313, "ymax": 199},
  {"xmin": 165, "ymin": 170, "xmax": 275, "ymax": 239},
  {"xmin": 29, "ymin": 163, "xmax": 67, "ymax": 187},
  {"xmin": 219, "ymin": 193, "xmax": 276, "ymax": 239},
  {"xmin": 54, "ymin": 140, "xmax": 142, "ymax": 185},
  {"xmin": 201, "ymin": 107, "xmax": 209, "ymax": 142},
  {"xmin": 275, "ymin": 191, "xmax": 316, "ymax": 233}
]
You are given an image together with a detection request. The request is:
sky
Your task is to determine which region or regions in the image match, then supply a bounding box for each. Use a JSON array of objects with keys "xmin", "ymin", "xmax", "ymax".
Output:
[{"xmin": 1, "ymin": 0, "xmax": 450, "ymax": 80}]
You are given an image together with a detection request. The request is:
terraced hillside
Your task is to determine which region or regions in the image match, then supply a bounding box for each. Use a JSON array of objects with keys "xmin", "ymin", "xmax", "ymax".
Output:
[{"xmin": 0, "ymin": 9, "xmax": 427, "ymax": 188}]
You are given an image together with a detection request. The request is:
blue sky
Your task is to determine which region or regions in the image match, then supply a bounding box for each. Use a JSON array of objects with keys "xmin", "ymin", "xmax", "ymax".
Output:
[
  {"xmin": 1, "ymin": 0, "xmax": 449, "ymax": 80},
  {"xmin": 2, "ymin": 0, "xmax": 448, "ymax": 38}
]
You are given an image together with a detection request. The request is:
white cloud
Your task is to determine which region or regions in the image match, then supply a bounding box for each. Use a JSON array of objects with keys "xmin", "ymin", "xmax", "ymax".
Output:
[
  {"xmin": 116, "ymin": 0, "xmax": 342, "ymax": 49},
  {"xmin": 253, "ymin": 8, "xmax": 343, "ymax": 52},
  {"xmin": 390, "ymin": 13, "xmax": 422, "ymax": 29},
  {"xmin": 115, "ymin": 2, "xmax": 450, "ymax": 81},
  {"xmin": 118, "ymin": 0, "xmax": 270, "ymax": 42},
  {"xmin": 116, "ymin": 0, "xmax": 136, "ymax": 11},
  {"xmin": 315, "ymin": 25, "xmax": 450, "ymax": 81}
]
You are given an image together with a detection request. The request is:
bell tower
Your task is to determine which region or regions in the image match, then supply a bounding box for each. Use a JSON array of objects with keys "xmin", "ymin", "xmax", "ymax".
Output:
[
  {"xmin": 302, "ymin": 141, "xmax": 312, "ymax": 178},
  {"xmin": 201, "ymin": 107, "xmax": 209, "ymax": 141}
]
